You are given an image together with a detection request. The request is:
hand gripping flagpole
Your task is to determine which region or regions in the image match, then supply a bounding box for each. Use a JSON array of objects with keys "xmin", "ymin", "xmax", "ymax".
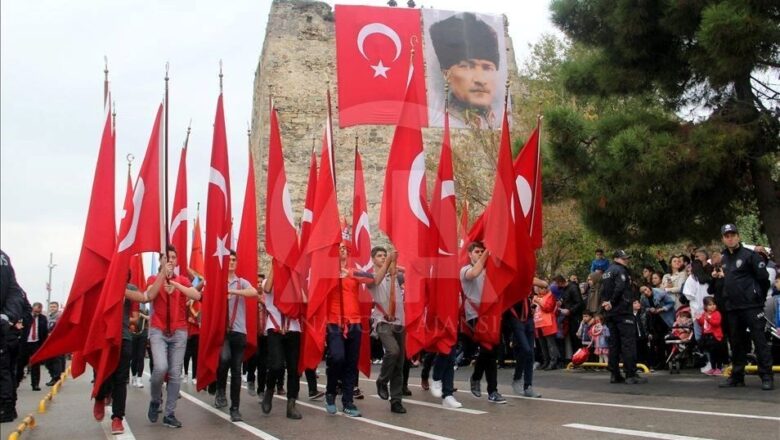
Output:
[{"xmin": 164, "ymin": 62, "xmax": 171, "ymax": 252}]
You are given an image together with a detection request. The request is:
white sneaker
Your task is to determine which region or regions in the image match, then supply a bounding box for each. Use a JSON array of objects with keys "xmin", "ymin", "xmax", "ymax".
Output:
[
  {"xmin": 442, "ymin": 396, "xmax": 462, "ymax": 408},
  {"xmin": 700, "ymin": 362, "xmax": 712, "ymax": 374},
  {"xmin": 181, "ymin": 374, "xmax": 189, "ymax": 384},
  {"xmin": 430, "ymin": 380, "xmax": 443, "ymax": 398},
  {"xmin": 192, "ymin": 378, "xmax": 197, "ymax": 386},
  {"xmin": 137, "ymin": 377, "xmax": 144, "ymax": 388}
]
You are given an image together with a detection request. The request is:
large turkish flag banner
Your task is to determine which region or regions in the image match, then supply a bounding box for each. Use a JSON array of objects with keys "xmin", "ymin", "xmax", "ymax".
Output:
[{"xmin": 335, "ymin": 5, "xmax": 427, "ymax": 127}]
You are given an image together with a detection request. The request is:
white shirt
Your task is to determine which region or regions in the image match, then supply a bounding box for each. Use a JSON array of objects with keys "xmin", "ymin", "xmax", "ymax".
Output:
[{"xmin": 264, "ymin": 290, "xmax": 301, "ymax": 333}]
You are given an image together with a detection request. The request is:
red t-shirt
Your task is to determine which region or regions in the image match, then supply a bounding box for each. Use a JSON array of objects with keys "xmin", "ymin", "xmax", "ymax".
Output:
[
  {"xmin": 696, "ymin": 310, "xmax": 724, "ymax": 341},
  {"xmin": 147, "ymin": 274, "xmax": 192, "ymax": 332},
  {"xmin": 327, "ymin": 269, "xmax": 371, "ymax": 325}
]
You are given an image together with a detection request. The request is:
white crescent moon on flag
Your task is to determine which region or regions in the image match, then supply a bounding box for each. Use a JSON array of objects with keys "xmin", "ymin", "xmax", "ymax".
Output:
[
  {"xmin": 515, "ymin": 175, "xmax": 533, "ymax": 217},
  {"xmin": 282, "ymin": 182, "xmax": 296, "ymax": 229},
  {"xmin": 408, "ymin": 152, "xmax": 430, "ymax": 227},
  {"xmin": 209, "ymin": 167, "xmax": 229, "ymax": 211},
  {"xmin": 170, "ymin": 208, "xmax": 188, "ymax": 237},
  {"xmin": 357, "ymin": 23, "xmax": 402, "ymax": 62},
  {"xmin": 441, "ymin": 180, "xmax": 455, "ymax": 200},
  {"xmin": 118, "ymin": 179, "xmax": 145, "ymax": 253},
  {"xmin": 355, "ymin": 211, "xmax": 371, "ymax": 250}
]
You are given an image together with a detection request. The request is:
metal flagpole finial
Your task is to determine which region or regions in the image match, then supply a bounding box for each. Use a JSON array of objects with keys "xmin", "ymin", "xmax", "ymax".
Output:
[
  {"xmin": 219, "ymin": 60, "xmax": 224, "ymax": 93},
  {"xmin": 247, "ymin": 121, "xmax": 251, "ymax": 138},
  {"xmin": 112, "ymin": 100, "xmax": 117, "ymax": 118},
  {"xmin": 126, "ymin": 153, "xmax": 135, "ymax": 167},
  {"xmin": 354, "ymin": 134, "xmax": 359, "ymax": 154},
  {"xmin": 165, "ymin": 61, "xmax": 170, "ymax": 82},
  {"xmin": 187, "ymin": 119, "xmax": 192, "ymax": 134},
  {"xmin": 504, "ymin": 80, "xmax": 510, "ymax": 106},
  {"xmin": 444, "ymin": 81, "xmax": 449, "ymax": 108},
  {"xmin": 104, "ymin": 56, "xmax": 109, "ymax": 79}
]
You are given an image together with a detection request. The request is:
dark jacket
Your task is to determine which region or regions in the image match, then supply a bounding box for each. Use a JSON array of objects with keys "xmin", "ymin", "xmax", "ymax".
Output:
[
  {"xmin": 22, "ymin": 313, "xmax": 48, "ymax": 344},
  {"xmin": 601, "ymin": 262, "xmax": 635, "ymax": 317},
  {"xmin": 715, "ymin": 244, "xmax": 770, "ymax": 311},
  {"xmin": 562, "ymin": 281, "xmax": 585, "ymax": 319},
  {"xmin": 1, "ymin": 250, "xmax": 32, "ymax": 345}
]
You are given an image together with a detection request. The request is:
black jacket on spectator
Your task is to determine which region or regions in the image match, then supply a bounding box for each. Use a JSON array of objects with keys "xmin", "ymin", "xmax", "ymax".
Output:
[
  {"xmin": 562, "ymin": 281, "xmax": 584, "ymax": 319},
  {"xmin": 601, "ymin": 262, "xmax": 634, "ymax": 318},
  {"xmin": 21, "ymin": 314, "xmax": 48, "ymax": 343},
  {"xmin": 713, "ymin": 244, "xmax": 769, "ymax": 311}
]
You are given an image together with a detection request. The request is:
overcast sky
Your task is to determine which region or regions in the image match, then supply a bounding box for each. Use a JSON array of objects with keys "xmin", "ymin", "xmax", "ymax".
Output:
[{"xmin": 0, "ymin": 0, "xmax": 559, "ymax": 306}]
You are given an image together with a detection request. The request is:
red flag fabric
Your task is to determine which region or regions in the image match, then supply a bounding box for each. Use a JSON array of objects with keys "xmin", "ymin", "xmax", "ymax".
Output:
[
  {"xmin": 427, "ymin": 112, "xmax": 460, "ymax": 354},
  {"xmin": 170, "ymin": 139, "xmax": 189, "ymax": 276},
  {"xmin": 296, "ymin": 150, "xmax": 317, "ymax": 288},
  {"xmin": 190, "ymin": 212, "xmax": 205, "ymax": 278},
  {"xmin": 352, "ymin": 148, "xmax": 373, "ymax": 377},
  {"xmin": 124, "ymin": 170, "xmax": 147, "ymax": 293},
  {"xmin": 513, "ymin": 121, "xmax": 543, "ymax": 249},
  {"xmin": 80, "ymin": 104, "xmax": 164, "ymax": 395},
  {"xmin": 459, "ymin": 201, "xmax": 469, "ymax": 250},
  {"xmin": 237, "ymin": 147, "xmax": 259, "ymax": 360},
  {"xmin": 300, "ymin": 117, "xmax": 342, "ymax": 373},
  {"xmin": 265, "ymin": 104, "xmax": 303, "ymax": 319},
  {"xmin": 32, "ymin": 98, "xmax": 115, "ymax": 366},
  {"xmin": 475, "ymin": 107, "xmax": 535, "ymax": 348},
  {"xmin": 335, "ymin": 5, "xmax": 427, "ymax": 128},
  {"xmin": 379, "ymin": 60, "xmax": 433, "ymax": 358},
  {"xmin": 197, "ymin": 94, "xmax": 232, "ymax": 390}
]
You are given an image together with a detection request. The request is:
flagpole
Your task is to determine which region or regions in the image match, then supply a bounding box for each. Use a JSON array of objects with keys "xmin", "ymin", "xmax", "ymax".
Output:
[
  {"xmin": 164, "ymin": 62, "xmax": 171, "ymax": 249},
  {"xmin": 326, "ymin": 85, "xmax": 335, "ymax": 189},
  {"xmin": 103, "ymin": 56, "xmax": 109, "ymax": 107}
]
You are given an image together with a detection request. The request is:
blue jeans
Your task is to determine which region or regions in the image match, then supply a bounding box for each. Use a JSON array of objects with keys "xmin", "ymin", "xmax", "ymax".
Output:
[
  {"xmin": 432, "ymin": 348, "xmax": 456, "ymax": 398},
  {"xmin": 326, "ymin": 323, "xmax": 362, "ymax": 406},
  {"xmin": 149, "ymin": 328, "xmax": 187, "ymax": 416},
  {"xmin": 509, "ymin": 315, "xmax": 535, "ymax": 387}
]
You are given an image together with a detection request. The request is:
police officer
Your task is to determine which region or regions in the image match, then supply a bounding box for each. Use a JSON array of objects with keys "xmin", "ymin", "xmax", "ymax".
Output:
[
  {"xmin": 601, "ymin": 250, "xmax": 647, "ymax": 384},
  {"xmin": 1, "ymin": 250, "xmax": 32, "ymax": 422},
  {"xmin": 711, "ymin": 224, "xmax": 774, "ymax": 391}
]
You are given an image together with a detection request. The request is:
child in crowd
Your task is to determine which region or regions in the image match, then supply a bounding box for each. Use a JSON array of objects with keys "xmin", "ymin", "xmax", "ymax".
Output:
[
  {"xmin": 696, "ymin": 296, "xmax": 726, "ymax": 375},
  {"xmin": 669, "ymin": 309, "xmax": 694, "ymax": 342},
  {"xmin": 589, "ymin": 313, "xmax": 609, "ymax": 363},
  {"xmin": 577, "ymin": 311, "xmax": 593, "ymax": 347},
  {"xmin": 633, "ymin": 300, "xmax": 650, "ymax": 367}
]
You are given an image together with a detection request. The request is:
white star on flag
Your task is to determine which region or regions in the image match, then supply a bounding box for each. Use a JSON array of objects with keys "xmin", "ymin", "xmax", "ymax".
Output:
[
  {"xmin": 371, "ymin": 60, "xmax": 390, "ymax": 78},
  {"xmin": 213, "ymin": 233, "xmax": 230, "ymax": 268}
]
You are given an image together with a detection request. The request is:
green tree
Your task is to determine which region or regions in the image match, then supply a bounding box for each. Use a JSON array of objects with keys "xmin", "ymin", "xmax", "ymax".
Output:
[{"xmin": 547, "ymin": 0, "xmax": 780, "ymax": 254}]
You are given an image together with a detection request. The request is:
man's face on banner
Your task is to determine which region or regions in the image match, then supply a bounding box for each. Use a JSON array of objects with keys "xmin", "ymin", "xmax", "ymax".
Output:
[{"xmin": 446, "ymin": 58, "xmax": 497, "ymax": 110}]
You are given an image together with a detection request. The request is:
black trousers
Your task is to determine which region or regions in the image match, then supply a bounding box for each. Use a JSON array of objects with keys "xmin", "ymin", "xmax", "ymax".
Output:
[
  {"xmin": 96, "ymin": 339, "xmax": 132, "ymax": 419},
  {"xmin": 246, "ymin": 334, "xmax": 269, "ymax": 392},
  {"xmin": 727, "ymin": 308, "xmax": 773, "ymax": 379},
  {"xmin": 184, "ymin": 334, "xmax": 199, "ymax": 377},
  {"xmin": 607, "ymin": 315, "xmax": 638, "ymax": 377},
  {"xmin": 217, "ymin": 331, "xmax": 246, "ymax": 409},
  {"xmin": 129, "ymin": 333, "xmax": 147, "ymax": 377},
  {"xmin": 16, "ymin": 340, "xmax": 42, "ymax": 388},
  {"xmin": 266, "ymin": 331, "xmax": 301, "ymax": 400},
  {"xmin": 0, "ymin": 339, "xmax": 16, "ymax": 412}
]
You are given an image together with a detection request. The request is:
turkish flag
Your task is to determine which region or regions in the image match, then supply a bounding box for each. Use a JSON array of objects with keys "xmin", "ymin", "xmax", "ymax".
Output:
[
  {"xmin": 32, "ymin": 97, "xmax": 115, "ymax": 366},
  {"xmin": 170, "ymin": 139, "xmax": 189, "ymax": 276},
  {"xmin": 237, "ymin": 146, "xmax": 258, "ymax": 360},
  {"xmin": 80, "ymin": 104, "xmax": 164, "ymax": 396},
  {"xmin": 300, "ymin": 115, "xmax": 341, "ymax": 373},
  {"xmin": 190, "ymin": 212, "xmax": 205, "ymax": 279},
  {"xmin": 475, "ymin": 107, "xmax": 535, "ymax": 348},
  {"xmin": 265, "ymin": 103, "xmax": 303, "ymax": 319},
  {"xmin": 427, "ymin": 112, "xmax": 460, "ymax": 354},
  {"xmin": 513, "ymin": 120, "xmax": 543, "ymax": 249},
  {"xmin": 296, "ymin": 150, "xmax": 318, "ymax": 288},
  {"xmin": 352, "ymin": 148, "xmax": 373, "ymax": 377},
  {"xmin": 335, "ymin": 5, "xmax": 427, "ymax": 128},
  {"xmin": 197, "ymin": 94, "xmax": 232, "ymax": 390},
  {"xmin": 379, "ymin": 60, "xmax": 433, "ymax": 358},
  {"xmin": 124, "ymin": 170, "xmax": 147, "ymax": 293}
]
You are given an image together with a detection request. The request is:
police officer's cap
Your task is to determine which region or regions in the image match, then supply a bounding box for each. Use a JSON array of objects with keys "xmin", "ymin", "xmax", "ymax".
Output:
[
  {"xmin": 720, "ymin": 224, "xmax": 738, "ymax": 235},
  {"xmin": 429, "ymin": 13, "xmax": 500, "ymax": 70},
  {"xmin": 613, "ymin": 249, "xmax": 631, "ymax": 259}
]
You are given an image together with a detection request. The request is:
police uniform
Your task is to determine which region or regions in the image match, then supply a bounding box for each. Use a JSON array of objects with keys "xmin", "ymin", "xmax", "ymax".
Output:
[
  {"xmin": 713, "ymin": 225, "xmax": 773, "ymax": 389},
  {"xmin": 0, "ymin": 250, "xmax": 32, "ymax": 423},
  {"xmin": 601, "ymin": 251, "xmax": 644, "ymax": 383}
]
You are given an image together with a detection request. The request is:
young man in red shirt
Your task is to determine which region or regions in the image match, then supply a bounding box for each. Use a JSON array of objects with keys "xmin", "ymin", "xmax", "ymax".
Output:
[{"xmin": 145, "ymin": 245, "xmax": 201, "ymax": 428}]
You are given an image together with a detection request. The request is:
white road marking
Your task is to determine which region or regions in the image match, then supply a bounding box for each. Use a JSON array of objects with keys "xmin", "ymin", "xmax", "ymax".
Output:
[
  {"xmin": 564, "ymin": 423, "xmax": 715, "ymax": 440},
  {"xmin": 102, "ymin": 406, "xmax": 136, "ymax": 440},
  {"xmin": 367, "ymin": 394, "xmax": 487, "ymax": 415},
  {"xmin": 402, "ymin": 382, "xmax": 780, "ymax": 422},
  {"xmin": 143, "ymin": 373, "xmax": 280, "ymax": 440}
]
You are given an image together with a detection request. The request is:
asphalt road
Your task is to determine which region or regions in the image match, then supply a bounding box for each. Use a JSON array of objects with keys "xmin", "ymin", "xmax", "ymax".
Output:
[{"xmin": 4, "ymin": 363, "xmax": 779, "ymax": 440}]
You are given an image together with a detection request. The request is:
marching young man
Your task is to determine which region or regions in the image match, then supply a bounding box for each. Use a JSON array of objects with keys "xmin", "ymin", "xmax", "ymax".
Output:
[
  {"xmin": 145, "ymin": 246, "xmax": 201, "ymax": 428},
  {"xmin": 214, "ymin": 251, "xmax": 259, "ymax": 422},
  {"xmin": 367, "ymin": 247, "xmax": 407, "ymax": 414}
]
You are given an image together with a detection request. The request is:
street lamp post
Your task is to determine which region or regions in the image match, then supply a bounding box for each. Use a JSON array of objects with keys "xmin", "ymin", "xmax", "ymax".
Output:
[{"xmin": 46, "ymin": 252, "xmax": 56, "ymax": 308}]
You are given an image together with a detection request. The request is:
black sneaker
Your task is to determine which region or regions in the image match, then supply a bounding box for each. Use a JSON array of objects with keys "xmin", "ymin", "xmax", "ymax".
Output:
[
  {"xmin": 147, "ymin": 400, "xmax": 161, "ymax": 423},
  {"xmin": 402, "ymin": 387, "xmax": 412, "ymax": 396},
  {"xmin": 261, "ymin": 388, "xmax": 273, "ymax": 414},
  {"xmin": 214, "ymin": 393, "xmax": 228, "ymax": 408},
  {"xmin": 610, "ymin": 375, "xmax": 626, "ymax": 384},
  {"xmin": 719, "ymin": 377, "xmax": 745, "ymax": 388},
  {"xmin": 470, "ymin": 377, "xmax": 481, "ymax": 397},
  {"xmin": 625, "ymin": 376, "xmax": 648, "ymax": 385},
  {"xmin": 162, "ymin": 414, "xmax": 182, "ymax": 428},
  {"xmin": 377, "ymin": 381, "xmax": 389, "ymax": 400},
  {"xmin": 761, "ymin": 377, "xmax": 774, "ymax": 391},
  {"xmin": 390, "ymin": 401, "xmax": 407, "ymax": 414},
  {"xmin": 308, "ymin": 390, "xmax": 325, "ymax": 401},
  {"xmin": 229, "ymin": 408, "xmax": 243, "ymax": 422},
  {"xmin": 354, "ymin": 388, "xmax": 365, "ymax": 399}
]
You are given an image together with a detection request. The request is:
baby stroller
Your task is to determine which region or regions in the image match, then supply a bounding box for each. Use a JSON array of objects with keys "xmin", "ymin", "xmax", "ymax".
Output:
[{"xmin": 664, "ymin": 307, "xmax": 695, "ymax": 374}]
